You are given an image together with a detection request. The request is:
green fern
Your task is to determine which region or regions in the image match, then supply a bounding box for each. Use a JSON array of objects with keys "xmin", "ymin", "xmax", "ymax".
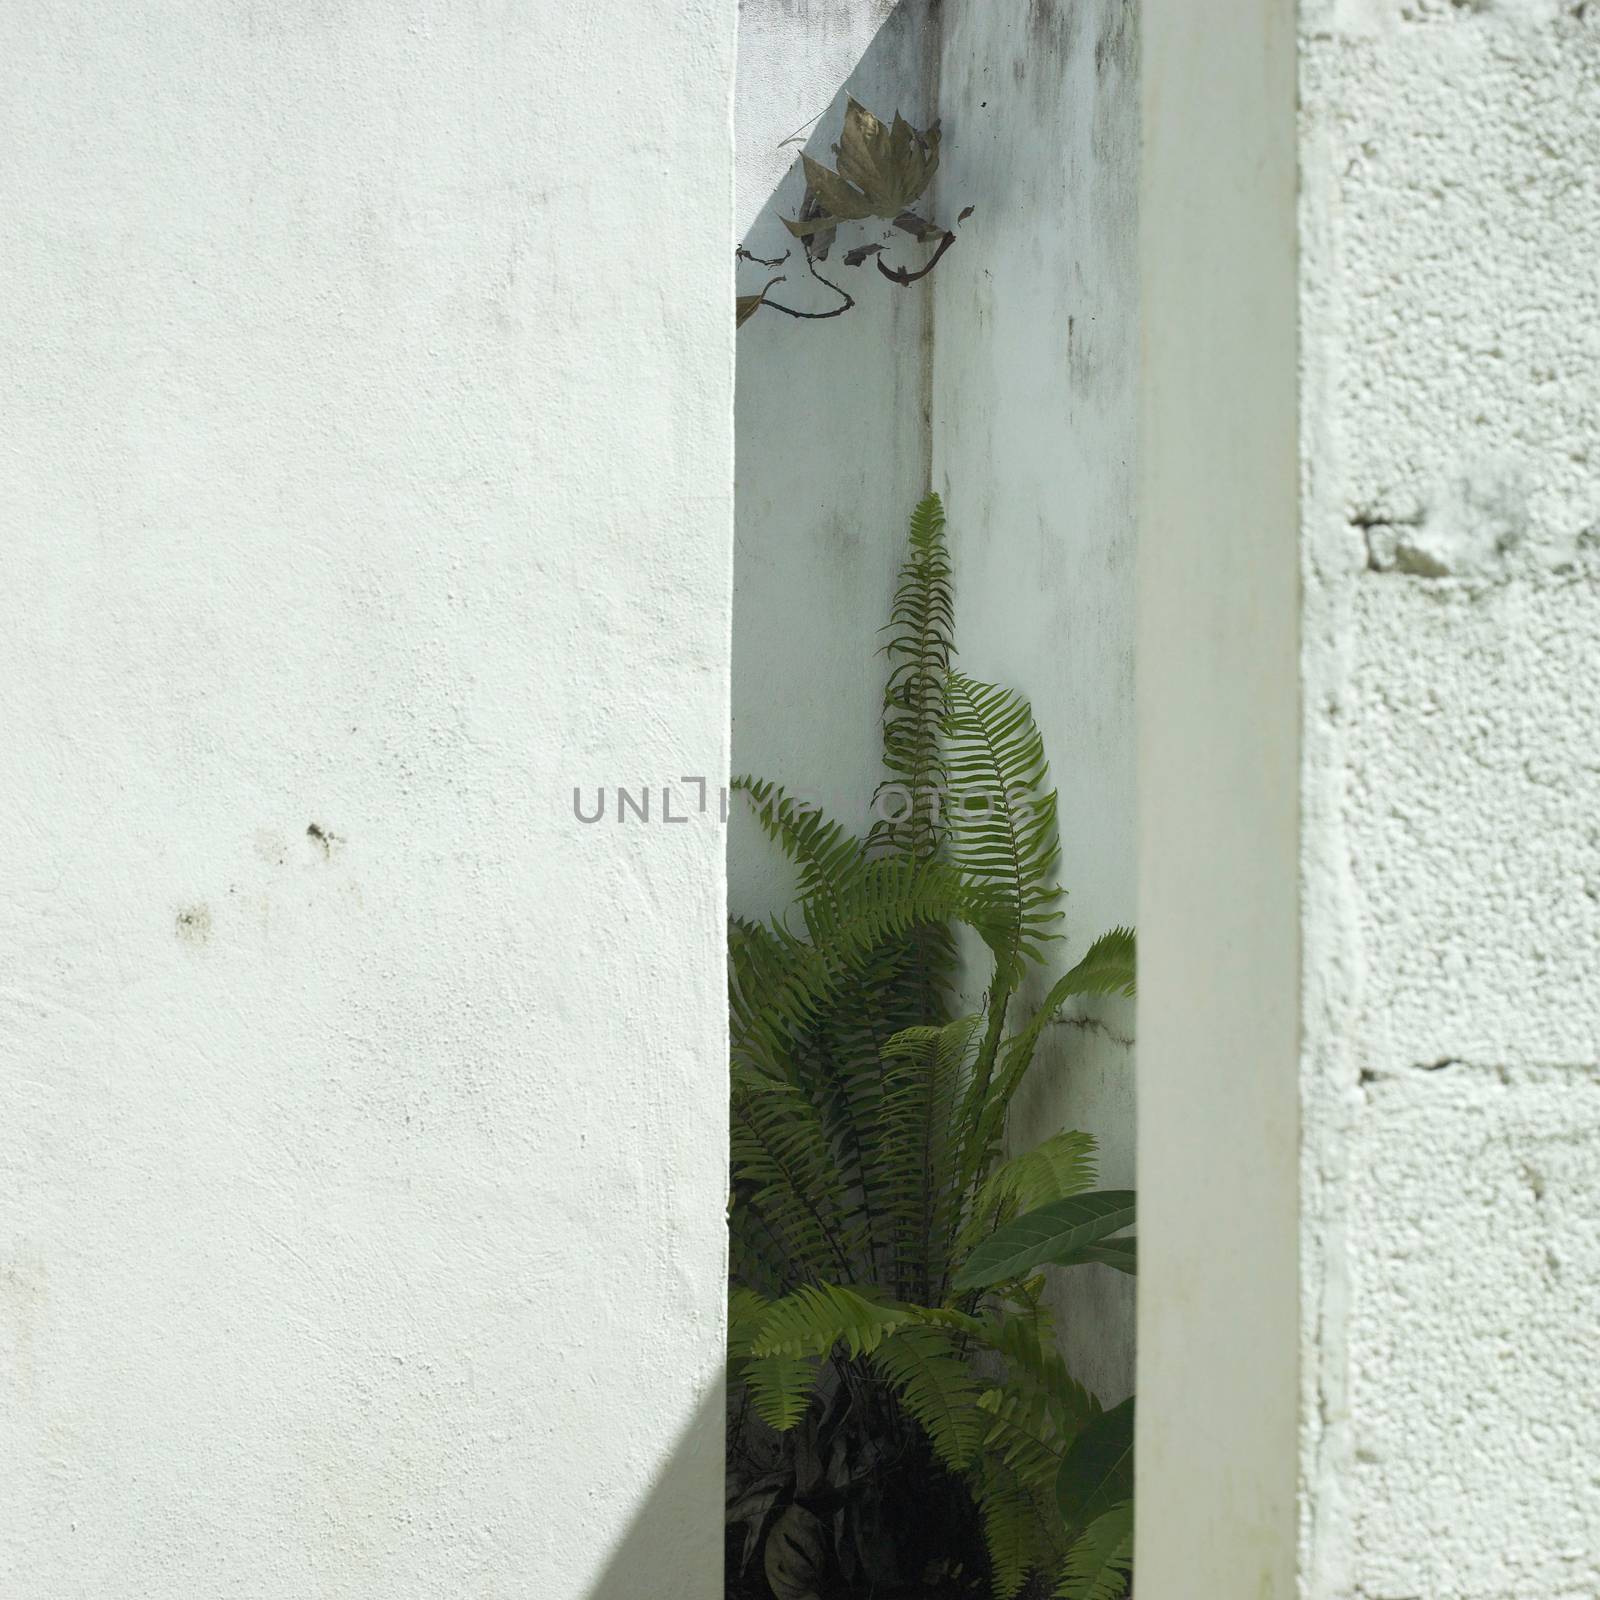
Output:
[
  {"xmin": 752, "ymin": 1282, "xmax": 912, "ymax": 1359},
  {"xmin": 873, "ymin": 490, "xmax": 956, "ymax": 867},
  {"xmin": 1055, "ymin": 1501, "xmax": 1133, "ymax": 1600},
  {"xmin": 943, "ymin": 671, "xmax": 1063, "ymax": 979},
  {"xmin": 726, "ymin": 494, "xmax": 1138, "ymax": 1600}
]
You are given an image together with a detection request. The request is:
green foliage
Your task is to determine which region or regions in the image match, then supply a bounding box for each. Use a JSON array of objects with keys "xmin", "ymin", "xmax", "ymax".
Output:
[
  {"xmin": 1054, "ymin": 1502, "xmax": 1133, "ymax": 1600},
  {"xmin": 1055, "ymin": 1398, "xmax": 1135, "ymax": 1551},
  {"xmin": 727, "ymin": 495, "xmax": 1136, "ymax": 1600},
  {"xmin": 953, "ymin": 1193, "xmax": 1137, "ymax": 1293}
]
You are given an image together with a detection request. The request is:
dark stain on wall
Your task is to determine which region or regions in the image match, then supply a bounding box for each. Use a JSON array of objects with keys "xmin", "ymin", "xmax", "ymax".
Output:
[
  {"xmin": 1095, "ymin": 0, "xmax": 1136, "ymax": 78},
  {"xmin": 1028, "ymin": 0, "xmax": 1081, "ymax": 61}
]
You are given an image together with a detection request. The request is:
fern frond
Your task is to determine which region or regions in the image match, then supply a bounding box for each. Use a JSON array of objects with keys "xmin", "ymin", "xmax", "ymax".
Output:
[
  {"xmin": 729, "ymin": 1287, "xmax": 772, "ymax": 1361},
  {"xmin": 969, "ymin": 1312, "xmax": 1102, "ymax": 1442},
  {"xmin": 732, "ymin": 858, "xmax": 999, "ymax": 1086},
  {"xmin": 961, "ymin": 1130, "xmax": 1099, "ymax": 1259},
  {"xmin": 1054, "ymin": 1501, "xmax": 1133, "ymax": 1600},
  {"xmin": 743, "ymin": 1350, "xmax": 820, "ymax": 1431},
  {"xmin": 940, "ymin": 671, "xmax": 1063, "ymax": 1170},
  {"xmin": 963, "ymin": 928, "xmax": 1137, "ymax": 1193},
  {"xmin": 867, "ymin": 1322, "xmax": 986, "ymax": 1471},
  {"xmin": 731, "ymin": 1076, "xmax": 864, "ymax": 1282},
  {"xmin": 979, "ymin": 1481, "xmax": 1041, "ymax": 1600},
  {"xmin": 879, "ymin": 1015, "xmax": 981, "ymax": 1299},
  {"xmin": 977, "ymin": 1385, "xmax": 1065, "ymax": 1483},
  {"xmin": 733, "ymin": 777, "xmax": 867, "ymax": 928},
  {"xmin": 752, "ymin": 1282, "xmax": 911, "ymax": 1360},
  {"xmin": 873, "ymin": 491, "xmax": 955, "ymax": 868},
  {"xmin": 942, "ymin": 671, "xmax": 1062, "ymax": 978}
]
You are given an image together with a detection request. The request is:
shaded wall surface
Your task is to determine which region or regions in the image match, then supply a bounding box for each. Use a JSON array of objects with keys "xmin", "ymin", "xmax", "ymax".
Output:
[{"xmin": 733, "ymin": 0, "xmax": 1139, "ymax": 1402}]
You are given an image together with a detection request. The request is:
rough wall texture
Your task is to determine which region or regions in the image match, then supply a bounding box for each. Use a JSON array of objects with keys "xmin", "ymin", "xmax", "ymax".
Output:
[
  {"xmin": 0, "ymin": 6, "xmax": 734, "ymax": 1596},
  {"xmin": 933, "ymin": 0, "xmax": 1139, "ymax": 1407},
  {"xmin": 1301, "ymin": 5, "xmax": 1600, "ymax": 1594}
]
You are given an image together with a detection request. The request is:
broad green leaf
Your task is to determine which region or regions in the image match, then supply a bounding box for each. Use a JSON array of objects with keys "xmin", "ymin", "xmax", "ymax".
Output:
[
  {"xmin": 1054, "ymin": 1498, "xmax": 1133, "ymax": 1599},
  {"xmin": 1053, "ymin": 1236, "xmax": 1137, "ymax": 1276},
  {"xmin": 1055, "ymin": 1397, "xmax": 1134, "ymax": 1549},
  {"xmin": 953, "ymin": 1191, "xmax": 1135, "ymax": 1290}
]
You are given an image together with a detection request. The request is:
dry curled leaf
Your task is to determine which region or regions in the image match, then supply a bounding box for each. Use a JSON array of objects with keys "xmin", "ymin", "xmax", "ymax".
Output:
[
  {"xmin": 735, "ymin": 276, "xmax": 785, "ymax": 328},
  {"xmin": 842, "ymin": 241, "xmax": 885, "ymax": 267},
  {"xmin": 783, "ymin": 98, "xmax": 940, "ymax": 240},
  {"xmin": 892, "ymin": 210, "xmax": 944, "ymax": 242}
]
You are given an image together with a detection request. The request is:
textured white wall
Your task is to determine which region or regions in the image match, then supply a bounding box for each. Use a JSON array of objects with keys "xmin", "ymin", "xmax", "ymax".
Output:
[
  {"xmin": 0, "ymin": 6, "xmax": 733, "ymax": 1597},
  {"xmin": 932, "ymin": 0, "xmax": 1140, "ymax": 1407},
  {"xmin": 1301, "ymin": 5, "xmax": 1600, "ymax": 1594}
]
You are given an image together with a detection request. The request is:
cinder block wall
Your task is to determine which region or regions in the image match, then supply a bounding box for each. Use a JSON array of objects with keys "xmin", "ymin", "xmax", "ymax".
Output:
[{"xmin": 1300, "ymin": 5, "xmax": 1600, "ymax": 1593}]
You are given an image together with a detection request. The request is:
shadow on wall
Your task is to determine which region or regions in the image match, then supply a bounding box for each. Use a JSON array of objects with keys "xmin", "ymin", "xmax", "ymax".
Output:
[
  {"xmin": 584, "ymin": 9, "xmax": 941, "ymax": 1595},
  {"xmin": 729, "ymin": 0, "xmax": 940, "ymax": 925},
  {"xmin": 585, "ymin": 1385, "xmax": 726, "ymax": 1600}
]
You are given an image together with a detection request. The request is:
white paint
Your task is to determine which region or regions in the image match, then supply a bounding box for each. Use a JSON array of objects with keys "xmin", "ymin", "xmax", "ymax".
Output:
[
  {"xmin": 1136, "ymin": 0, "xmax": 1301, "ymax": 1593},
  {"xmin": 0, "ymin": 6, "xmax": 734, "ymax": 1596},
  {"xmin": 932, "ymin": 0, "xmax": 1140, "ymax": 1406},
  {"xmin": 1301, "ymin": 6, "xmax": 1600, "ymax": 1592}
]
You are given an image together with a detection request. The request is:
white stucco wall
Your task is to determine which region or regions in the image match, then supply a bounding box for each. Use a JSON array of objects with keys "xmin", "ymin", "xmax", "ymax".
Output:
[
  {"xmin": 932, "ymin": 0, "xmax": 1140, "ymax": 1407},
  {"xmin": 1300, "ymin": 5, "xmax": 1600, "ymax": 1594},
  {"xmin": 0, "ymin": 7, "xmax": 734, "ymax": 1597}
]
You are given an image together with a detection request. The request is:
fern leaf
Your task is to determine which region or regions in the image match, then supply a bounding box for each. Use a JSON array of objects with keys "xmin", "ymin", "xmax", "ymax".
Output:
[
  {"xmin": 743, "ymin": 1350, "xmax": 820, "ymax": 1431},
  {"xmin": 961, "ymin": 1130, "xmax": 1099, "ymax": 1260},
  {"xmin": 1054, "ymin": 1500, "xmax": 1133, "ymax": 1600},
  {"xmin": 962, "ymin": 1311, "xmax": 1102, "ymax": 1442},
  {"xmin": 979, "ymin": 1482, "xmax": 1039, "ymax": 1600},
  {"xmin": 734, "ymin": 777, "xmax": 868, "ymax": 929},
  {"xmin": 873, "ymin": 491, "xmax": 955, "ymax": 867},
  {"xmin": 731, "ymin": 1075, "xmax": 864, "ymax": 1282},
  {"xmin": 964, "ymin": 928, "xmax": 1137, "ymax": 1192},
  {"xmin": 942, "ymin": 671, "xmax": 1062, "ymax": 979},
  {"xmin": 729, "ymin": 1287, "xmax": 772, "ymax": 1361},
  {"xmin": 879, "ymin": 1015, "xmax": 980, "ymax": 1298},
  {"xmin": 867, "ymin": 1322, "xmax": 986, "ymax": 1471},
  {"xmin": 977, "ymin": 1385, "xmax": 1065, "ymax": 1483},
  {"xmin": 752, "ymin": 1282, "xmax": 911, "ymax": 1360}
]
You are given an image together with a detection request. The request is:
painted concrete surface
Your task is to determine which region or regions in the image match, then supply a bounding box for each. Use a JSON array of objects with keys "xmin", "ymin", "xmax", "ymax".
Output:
[
  {"xmin": 0, "ymin": 6, "xmax": 734, "ymax": 1596},
  {"xmin": 1301, "ymin": 5, "xmax": 1600, "ymax": 1593},
  {"xmin": 1135, "ymin": 1, "xmax": 1301, "ymax": 1591},
  {"xmin": 932, "ymin": 0, "xmax": 1140, "ymax": 1408}
]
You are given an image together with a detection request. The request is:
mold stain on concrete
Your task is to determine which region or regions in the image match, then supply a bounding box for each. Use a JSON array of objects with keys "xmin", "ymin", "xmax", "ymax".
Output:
[
  {"xmin": 306, "ymin": 822, "xmax": 345, "ymax": 859},
  {"xmin": 175, "ymin": 904, "xmax": 212, "ymax": 944}
]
